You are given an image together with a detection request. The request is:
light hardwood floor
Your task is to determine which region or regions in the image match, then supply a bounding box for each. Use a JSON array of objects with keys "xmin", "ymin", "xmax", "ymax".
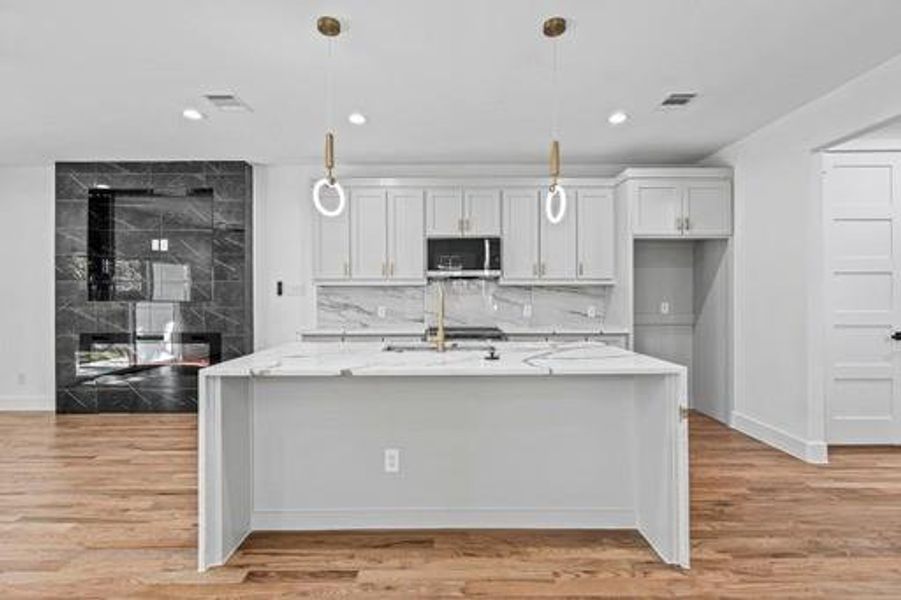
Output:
[{"xmin": 1, "ymin": 412, "xmax": 900, "ymax": 598}]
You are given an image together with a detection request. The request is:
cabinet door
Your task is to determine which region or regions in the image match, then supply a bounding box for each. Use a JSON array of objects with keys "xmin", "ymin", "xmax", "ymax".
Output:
[
  {"xmin": 351, "ymin": 188, "xmax": 388, "ymax": 279},
  {"xmin": 632, "ymin": 181, "xmax": 683, "ymax": 236},
  {"xmin": 683, "ymin": 180, "xmax": 731, "ymax": 237},
  {"xmin": 576, "ymin": 188, "xmax": 615, "ymax": 280},
  {"xmin": 388, "ymin": 188, "xmax": 425, "ymax": 281},
  {"xmin": 464, "ymin": 189, "xmax": 501, "ymax": 236},
  {"xmin": 313, "ymin": 186, "xmax": 350, "ymax": 280},
  {"xmin": 540, "ymin": 188, "xmax": 578, "ymax": 279},
  {"xmin": 426, "ymin": 188, "xmax": 463, "ymax": 236},
  {"xmin": 501, "ymin": 189, "xmax": 540, "ymax": 281}
]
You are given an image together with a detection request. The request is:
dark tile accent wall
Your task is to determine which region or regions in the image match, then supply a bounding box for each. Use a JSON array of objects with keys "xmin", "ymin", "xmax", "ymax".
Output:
[{"xmin": 55, "ymin": 161, "xmax": 253, "ymax": 413}]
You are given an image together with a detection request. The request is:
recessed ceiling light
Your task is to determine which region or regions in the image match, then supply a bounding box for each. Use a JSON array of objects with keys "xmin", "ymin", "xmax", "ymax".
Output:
[
  {"xmin": 182, "ymin": 108, "xmax": 205, "ymax": 121},
  {"xmin": 608, "ymin": 111, "xmax": 628, "ymax": 125},
  {"xmin": 348, "ymin": 112, "xmax": 367, "ymax": 125}
]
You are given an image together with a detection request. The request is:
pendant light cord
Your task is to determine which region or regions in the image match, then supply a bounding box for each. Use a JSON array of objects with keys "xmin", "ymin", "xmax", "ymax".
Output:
[
  {"xmin": 326, "ymin": 37, "xmax": 335, "ymax": 135},
  {"xmin": 551, "ymin": 38, "xmax": 560, "ymax": 140}
]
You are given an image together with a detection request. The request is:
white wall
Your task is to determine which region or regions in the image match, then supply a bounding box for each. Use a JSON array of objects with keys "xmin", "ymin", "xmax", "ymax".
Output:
[
  {"xmin": 705, "ymin": 53, "xmax": 901, "ymax": 462},
  {"xmin": 0, "ymin": 166, "xmax": 54, "ymax": 410}
]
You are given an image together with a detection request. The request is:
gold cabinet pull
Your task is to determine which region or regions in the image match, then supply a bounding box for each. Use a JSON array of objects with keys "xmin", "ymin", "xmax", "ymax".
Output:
[
  {"xmin": 684, "ymin": 217, "xmax": 691, "ymax": 231},
  {"xmin": 343, "ymin": 261, "xmax": 350, "ymax": 277},
  {"xmin": 578, "ymin": 262, "xmax": 584, "ymax": 276},
  {"xmin": 675, "ymin": 217, "xmax": 682, "ymax": 232}
]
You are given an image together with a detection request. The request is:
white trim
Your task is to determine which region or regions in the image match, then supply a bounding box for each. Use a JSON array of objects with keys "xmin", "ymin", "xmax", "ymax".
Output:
[
  {"xmin": 330, "ymin": 177, "xmax": 616, "ymax": 189},
  {"xmin": 731, "ymin": 411, "xmax": 828, "ymax": 464},
  {"xmin": 251, "ymin": 507, "xmax": 635, "ymax": 531},
  {"xmin": 0, "ymin": 395, "xmax": 54, "ymax": 411}
]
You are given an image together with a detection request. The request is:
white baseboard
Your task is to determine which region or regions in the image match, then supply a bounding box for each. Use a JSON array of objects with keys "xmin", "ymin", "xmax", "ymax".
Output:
[
  {"xmin": 252, "ymin": 507, "xmax": 635, "ymax": 531},
  {"xmin": 730, "ymin": 411, "xmax": 828, "ymax": 464},
  {"xmin": 0, "ymin": 395, "xmax": 54, "ymax": 411}
]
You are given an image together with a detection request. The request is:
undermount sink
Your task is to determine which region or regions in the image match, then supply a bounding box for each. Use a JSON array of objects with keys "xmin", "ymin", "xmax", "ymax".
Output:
[{"xmin": 382, "ymin": 341, "xmax": 496, "ymax": 353}]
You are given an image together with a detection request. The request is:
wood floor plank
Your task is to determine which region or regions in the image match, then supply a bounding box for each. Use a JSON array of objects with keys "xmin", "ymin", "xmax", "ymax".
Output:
[{"xmin": 0, "ymin": 411, "xmax": 899, "ymax": 597}]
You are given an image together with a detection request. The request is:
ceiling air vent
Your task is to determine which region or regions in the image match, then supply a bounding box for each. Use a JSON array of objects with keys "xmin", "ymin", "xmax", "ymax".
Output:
[
  {"xmin": 660, "ymin": 92, "xmax": 697, "ymax": 107},
  {"xmin": 203, "ymin": 93, "xmax": 252, "ymax": 112}
]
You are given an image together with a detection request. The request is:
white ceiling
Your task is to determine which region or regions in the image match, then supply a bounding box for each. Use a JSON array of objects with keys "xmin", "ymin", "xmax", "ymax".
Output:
[{"xmin": 3, "ymin": 0, "xmax": 901, "ymax": 165}]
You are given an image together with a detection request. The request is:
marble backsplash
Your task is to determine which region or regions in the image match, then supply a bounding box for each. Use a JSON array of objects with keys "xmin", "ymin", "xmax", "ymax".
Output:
[{"xmin": 316, "ymin": 281, "xmax": 610, "ymax": 332}]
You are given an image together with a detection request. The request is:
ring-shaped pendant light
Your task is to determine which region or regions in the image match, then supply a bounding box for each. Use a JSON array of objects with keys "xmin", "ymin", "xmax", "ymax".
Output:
[
  {"xmin": 543, "ymin": 17, "xmax": 567, "ymax": 225},
  {"xmin": 312, "ymin": 16, "xmax": 346, "ymax": 218}
]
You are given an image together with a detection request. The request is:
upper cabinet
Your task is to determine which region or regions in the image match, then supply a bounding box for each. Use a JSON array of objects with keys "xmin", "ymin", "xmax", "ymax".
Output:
[
  {"xmin": 427, "ymin": 187, "xmax": 501, "ymax": 237},
  {"xmin": 577, "ymin": 188, "xmax": 615, "ymax": 280},
  {"xmin": 314, "ymin": 186, "xmax": 425, "ymax": 283},
  {"xmin": 501, "ymin": 187, "xmax": 615, "ymax": 284},
  {"xmin": 313, "ymin": 185, "xmax": 351, "ymax": 280},
  {"xmin": 622, "ymin": 169, "xmax": 732, "ymax": 238}
]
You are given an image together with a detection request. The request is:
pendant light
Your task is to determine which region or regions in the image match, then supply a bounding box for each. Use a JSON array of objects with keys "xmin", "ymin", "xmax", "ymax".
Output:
[
  {"xmin": 543, "ymin": 17, "xmax": 567, "ymax": 224},
  {"xmin": 312, "ymin": 16, "xmax": 346, "ymax": 218}
]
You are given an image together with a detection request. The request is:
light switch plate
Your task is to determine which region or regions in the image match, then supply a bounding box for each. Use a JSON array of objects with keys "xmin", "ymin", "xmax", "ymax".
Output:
[
  {"xmin": 377, "ymin": 306, "xmax": 387, "ymax": 318},
  {"xmin": 587, "ymin": 305, "xmax": 598, "ymax": 319},
  {"xmin": 151, "ymin": 239, "xmax": 160, "ymax": 251},
  {"xmin": 384, "ymin": 448, "xmax": 400, "ymax": 474},
  {"xmin": 522, "ymin": 304, "xmax": 533, "ymax": 318},
  {"xmin": 660, "ymin": 301, "xmax": 670, "ymax": 315},
  {"xmin": 159, "ymin": 238, "xmax": 169, "ymax": 252}
]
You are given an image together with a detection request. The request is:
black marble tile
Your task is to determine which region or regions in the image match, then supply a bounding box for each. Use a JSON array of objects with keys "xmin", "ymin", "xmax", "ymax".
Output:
[
  {"xmin": 131, "ymin": 388, "xmax": 197, "ymax": 413},
  {"xmin": 213, "ymin": 255, "xmax": 245, "ymax": 281},
  {"xmin": 203, "ymin": 161, "xmax": 248, "ymax": 175},
  {"xmin": 213, "ymin": 203, "xmax": 246, "ymax": 228},
  {"xmin": 150, "ymin": 172, "xmax": 207, "ymax": 191},
  {"xmin": 55, "ymin": 229, "xmax": 87, "ymax": 254},
  {"xmin": 94, "ymin": 303, "xmax": 132, "ymax": 333},
  {"xmin": 190, "ymin": 281, "xmax": 213, "ymax": 302},
  {"xmin": 212, "ymin": 281, "xmax": 245, "ymax": 307},
  {"xmin": 56, "ymin": 280, "xmax": 89, "ymax": 305},
  {"xmin": 213, "ymin": 230, "xmax": 245, "ymax": 255},
  {"xmin": 94, "ymin": 173, "xmax": 152, "ymax": 190},
  {"xmin": 55, "ymin": 172, "xmax": 92, "ymax": 200},
  {"xmin": 97, "ymin": 387, "xmax": 135, "ymax": 413},
  {"xmin": 56, "ymin": 200, "xmax": 88, "ymax": 230},
  {"xmin": 160, "ymin": 197, "xmax": 213, "ymax": 230},
  {"xmin": 57, "ymin": 387, "xmax": 97, "ymax": 413},
  {"xmin": 94, "ymin": 162, "xmax": 152, "ymax": 174},
  {"xmin": 151, "ymin": 161, "xmax": 205, "ymax": 174},
  {"xmin": 205, "ymin": 306, "xmax": 245, "ymax": 334},
  {"xmin": 208, "ymin": 175, "xmax": 248, "ymax": 202},
  {"xmin": 55, "ymin": 304, "xmax": 96, "ymax": 335},
  {"xmin": 106, "ymin": 200, "xmax": 159, "ymax": 231},
  {"xmin": 222, "ymin": 334, "xmax": 249, "ymax": 360},
  {"xmin": 166, "ymin": 231, "xmax": 213, "ymax": 263}
]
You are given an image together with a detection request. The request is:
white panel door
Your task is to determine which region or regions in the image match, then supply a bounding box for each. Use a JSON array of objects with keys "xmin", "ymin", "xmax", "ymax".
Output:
[
  {"xmin": 501, "ymin": 189, "xmax": 540, "ymax": 281},
  {"xmin": 464, "ymin": 189, "xmax": 501, "ymax": 236},
  {"xmin": 426, "ymin": 188, "xmax": 463, "ymax": 236},
  {"xmin": 683, "ymin": 180, "xmax": 732, "ymax": 237},
  {"xmin": 632, "ymin": 181, "xmax": 683, "ymax": 236},
  {"xmin": 824, "ymin": 153, "xmax": 901, "ymax": 444},
  {"xmin": 313, "ymin": 186, "xmax": 350, "ymax": 280},
  {"xmin": 388, "ymin": 188, "xmax": 425, "ymax": 281},
  {"xmin": 576, "ymin": 188, "xmax": 615, "ymax": 280},
  {"xmin": 351, "ymin": 188, "xmax": 388, "ymax": 280},
  {"xmin": 540, "ymin": 189, "xmax": 578, "ymax": 279}
]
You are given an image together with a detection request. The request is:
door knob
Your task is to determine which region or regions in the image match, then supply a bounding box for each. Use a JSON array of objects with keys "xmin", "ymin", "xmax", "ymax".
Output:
[{"xmin": 892, "ymin": 331, "xmax": 901, "ymax": 341}]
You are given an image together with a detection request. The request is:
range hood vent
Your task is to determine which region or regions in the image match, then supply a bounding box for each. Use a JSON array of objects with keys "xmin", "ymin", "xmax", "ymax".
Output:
[
  {"xmin": 660, "ymin": 92, "xmax": 697, "ymax": 107},
  {"xmin": 203, "ymin": 93, "xmax": 252, "ymax": 112}
]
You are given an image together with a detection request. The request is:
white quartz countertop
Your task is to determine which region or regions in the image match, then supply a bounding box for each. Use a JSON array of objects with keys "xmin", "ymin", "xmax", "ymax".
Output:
[{"xmin": 201, "ymin": 341, "xmax": 685, "ymax": 378}]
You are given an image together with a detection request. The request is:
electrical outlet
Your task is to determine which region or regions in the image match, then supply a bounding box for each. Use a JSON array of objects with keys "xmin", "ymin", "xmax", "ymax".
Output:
[
  {"xmin": 660, "ymin": 301, "xmax": 670, "ymax": 315},
  {"xmin": 587, "ymin": 305, "xmax": 598, "ymax": 319},
  {"xmin": 522, "ymin": 304, "xmax": 533, "ymax": 318},
  {"xmin": 377, "ymin": 306, "xmax": 387, "ymax": 319},
  {"xmin": 384, "ymin": 448, "xmax": 400, "ymax": 474}
]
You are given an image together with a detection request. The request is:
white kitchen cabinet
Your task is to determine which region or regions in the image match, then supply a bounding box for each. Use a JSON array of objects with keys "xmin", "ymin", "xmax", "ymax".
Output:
[
  {"xmin": 539, "ymin": 189, "xmax": 577, "ymax": 279},
  {"xmin": 427, "ymin": 187, "xmax": 501, "ymax": 237},
  {"xmin": 626, "ymin": 174, "xmax": 731, "ymax": 238},
  {"xmin": 577, "ymin": 188, "xmax": 615, "ymax": 281},
  {"xmin": 632, "ymin": 182, "xmax": 683, "ymax": 236},
  {"xmin": 463, "ymin": 189, "xmax": 501, "ymax": 236},
  {"xmin": 351, "ymin": 188, "xmax": 390, "ymax": 279},
  {"xmin": 313, "ymin": 186, "xmax": 351, "ymax": 280},
  {"xmin": 501, "ymin": 188, "xmax": 540, "ymax": 280},
  {"xmin": 683, "ymin": 180, "xmax": 732, "ymax": 237},
  {"xmin": 387, "ymin": 188, "xmax": 425, "ymax": 281},
  {"xmin": 426, "ymin": 188, "xmax": 464, "ymax": 236}
]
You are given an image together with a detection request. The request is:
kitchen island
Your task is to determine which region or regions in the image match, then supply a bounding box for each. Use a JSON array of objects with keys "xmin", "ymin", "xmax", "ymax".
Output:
[{"xmin": 198, "ymin": 341, "xmax": 689, "ymax": 571}]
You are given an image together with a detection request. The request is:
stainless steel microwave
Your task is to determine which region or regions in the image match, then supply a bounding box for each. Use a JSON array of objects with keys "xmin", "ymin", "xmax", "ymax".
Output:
[{"xmin": 427, "ymin": 237, "xmax": 501, "ymax": 279}]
